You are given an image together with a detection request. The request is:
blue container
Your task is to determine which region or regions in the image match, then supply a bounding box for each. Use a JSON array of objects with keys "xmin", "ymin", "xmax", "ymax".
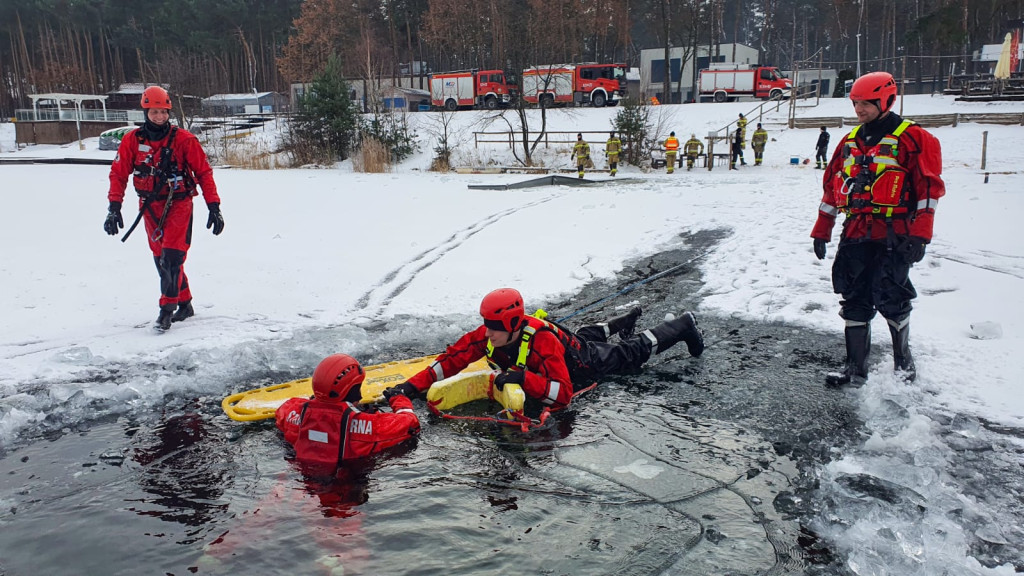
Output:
[{"xmin": 790, "ymin": 156, "xmax": 799, "ymax": 165}]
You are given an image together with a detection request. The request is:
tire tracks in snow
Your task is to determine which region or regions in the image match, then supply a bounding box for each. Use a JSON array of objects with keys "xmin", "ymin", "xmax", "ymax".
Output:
[{"xmin": 353, "ymin": 195, "xmax": 557, "ymax": 319}]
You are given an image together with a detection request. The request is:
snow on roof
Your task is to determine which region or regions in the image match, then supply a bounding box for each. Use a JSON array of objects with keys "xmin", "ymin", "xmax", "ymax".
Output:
[
  {"xmin": 109, "ymin": 83, "xmax": 169, "ymax": 94},
  {"xmin": 203, "ymin": 92, "xmax": 278, "ymax": 102},
  {"xmin": 383, "ymin": 86, "xmax": 430, "ymax": 97}
]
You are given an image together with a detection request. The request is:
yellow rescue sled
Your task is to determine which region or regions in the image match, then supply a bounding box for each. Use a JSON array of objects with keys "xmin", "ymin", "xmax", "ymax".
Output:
[{"xmin": 221, "ymin": 355, "xmax": 523, "ymax": 422}]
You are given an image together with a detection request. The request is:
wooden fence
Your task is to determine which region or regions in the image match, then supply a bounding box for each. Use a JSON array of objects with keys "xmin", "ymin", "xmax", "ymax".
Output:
[{"xmin": 791, "ymin": 112, "xmax": 1024, "ymax": 130}]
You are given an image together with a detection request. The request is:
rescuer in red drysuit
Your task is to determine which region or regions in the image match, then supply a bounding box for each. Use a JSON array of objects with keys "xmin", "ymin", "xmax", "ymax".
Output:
[
  {"xmin": 276, "ymin": 354, "xmax": 421, "ymax": 470},
  {"xmin": 384, "ymin": 288, "xmax": 704, "ymax": 413},
  {"xmin": 811, "ymin": 71, "xmax": 945, "ymax": 386},
  {"xmin": 105, "ymin": 85, "xmax": 224, "ymax": 331}
]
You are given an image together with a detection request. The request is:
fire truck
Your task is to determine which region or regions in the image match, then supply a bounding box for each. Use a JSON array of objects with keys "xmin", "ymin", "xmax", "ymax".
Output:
[
  {"xmin": 521, "ymin": 63, "xmax": 627, "ymax": 107},
  {"xmin": 428, "ymin": 69, "xmax": 515, "ymax": 111},
  {"xmin": 697, "ymin": 64, "xmax": 792, "ymax": 102}
]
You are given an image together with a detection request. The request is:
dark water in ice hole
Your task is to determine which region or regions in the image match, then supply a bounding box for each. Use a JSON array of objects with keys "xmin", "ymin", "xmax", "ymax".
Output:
[{"xmin": 0, "ymin": 229, "xmax": 925, "ymax": 576}]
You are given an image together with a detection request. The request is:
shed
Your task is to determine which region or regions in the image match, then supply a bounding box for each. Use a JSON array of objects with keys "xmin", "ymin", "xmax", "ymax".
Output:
[
  {"xmin": 202, "ymin": 92, "xmax": 289, "ymax": 115},
  {"xmin": 381, "ymin": 86, "xmax": 430, "ymax": 112}
]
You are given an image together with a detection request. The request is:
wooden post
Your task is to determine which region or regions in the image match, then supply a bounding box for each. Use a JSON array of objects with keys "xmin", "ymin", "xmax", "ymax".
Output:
[
  {"xmin": 788, "ymin": 58, "xmax": 799, "ymax": 129},
  {"xmin": 981, "ymin": 130, "xmax": 988, "ymax": 170},
  {"xmin": 900, "ymin": 55, "xmax": 906, "ymax": 115}
]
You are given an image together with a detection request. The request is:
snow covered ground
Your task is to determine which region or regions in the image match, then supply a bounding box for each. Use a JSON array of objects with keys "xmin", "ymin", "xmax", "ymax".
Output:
[{"xmin": 1, "ymin": 93, "xmax": 1023, "ymax": 573}]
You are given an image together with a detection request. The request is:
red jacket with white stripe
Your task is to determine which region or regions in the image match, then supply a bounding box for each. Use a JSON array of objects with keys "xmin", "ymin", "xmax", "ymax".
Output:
[
  {"xmin": 108, "ymin": 126, "xmax": 220, "ymax": 204},
  {"xmin": 811, "ymin": 114, "xmax": 944, "ymax": 243},
  {"xmin": 407, "ymin": 323, "xmax": 576, "ymax": 410},
  {"xmin": 275, "ymin": 395, "xmax": 419, "ymax": 468}
]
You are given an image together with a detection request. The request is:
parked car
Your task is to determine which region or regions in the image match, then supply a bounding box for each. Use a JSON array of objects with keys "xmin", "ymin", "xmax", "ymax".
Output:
[{"xmin": 98, "ymin": 126, "xmax": 135, "ymax": 151}]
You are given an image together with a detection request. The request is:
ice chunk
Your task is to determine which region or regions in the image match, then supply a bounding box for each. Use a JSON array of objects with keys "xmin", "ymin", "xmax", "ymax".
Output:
[{"xmin": 969, "ymin": 321, "xmax": 1002, "ymax": 340}]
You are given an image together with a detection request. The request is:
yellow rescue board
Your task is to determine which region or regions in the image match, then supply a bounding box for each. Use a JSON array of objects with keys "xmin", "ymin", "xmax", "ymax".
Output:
[
  {"xmin": 221, "ymin": 355, "xmax": 492, "ymax": 422},
  {"xmin": 426, "ymin": 372, "xmax": 526, "ymax": 413}
]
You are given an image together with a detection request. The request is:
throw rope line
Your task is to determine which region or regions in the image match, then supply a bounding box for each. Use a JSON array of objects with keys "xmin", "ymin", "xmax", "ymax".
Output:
[{"xmin": 555, "ymin": 251, "xmax": 709, "ymax": 324}]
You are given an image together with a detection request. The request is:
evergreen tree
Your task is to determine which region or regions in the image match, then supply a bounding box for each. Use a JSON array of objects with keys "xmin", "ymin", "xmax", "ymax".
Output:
[
  {"xmin": 612, "ymin": 97, "xmax": 653, "ymax": 166},
  {"xmin": 290, "ymin": 55, "xmax": 360, "ymax": 163}
]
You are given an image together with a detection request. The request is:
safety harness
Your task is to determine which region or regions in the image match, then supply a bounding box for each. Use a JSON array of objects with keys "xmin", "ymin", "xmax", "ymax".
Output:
[
  {"xmin": 834, "ymin": 119, "xmax": 915, "ymax": 218},
  {"xmin": 430, "ymin": 314, "xmax": 598, "ymax": 432},
  {"xmin": 121, "ymin": 127, "xmax": 193, "ymax": 242}
]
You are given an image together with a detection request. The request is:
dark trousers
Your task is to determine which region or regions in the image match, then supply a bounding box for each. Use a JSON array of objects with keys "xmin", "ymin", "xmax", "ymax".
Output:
[
  {"xmin": 815, "ymin": 147, "xmax": 828, "ymax": 165},
  {"xmin": 832, "ymin": 240, "xmax": 917, "ymax": 323},
  {"xmin": 572, "ymin": 325, "xmax": 653, "ymax": 383}
]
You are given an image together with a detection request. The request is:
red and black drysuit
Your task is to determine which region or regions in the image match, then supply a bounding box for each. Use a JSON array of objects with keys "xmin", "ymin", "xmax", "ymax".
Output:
[
  {"xmin": 810, "ymin": 112, "xmax": 944, "ymax": 324},
  {"xmin": 275, "ymin": 395, "xmax": 420, "ymax": 469},
  {"xmin": 406, "ymin": 317, "xmax": 654, "ymax": 413},
  {"xmin": 108, "ymin": 125, "xmax": 220, "ymax": 308}
]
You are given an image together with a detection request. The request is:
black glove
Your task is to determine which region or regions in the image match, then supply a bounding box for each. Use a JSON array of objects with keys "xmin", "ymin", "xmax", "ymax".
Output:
[
  {"xmin": 493, "ymin": 370, "xmax": 525, "ymax": 392},
  {"xmin": 813, "ymin": 239, "xmax": 827, "ymax": 260},
  {"xmin": 206, "ymin": 203, "xmax": 224, "ymax": 235},
  {"xmin": 382, "ymin": 382, "xmax": 420, "ymax": 401},
  {"xmin": 899, "ymin": 236, "xmax": 927, "ymax": 264},
  {"xmin": 103, "ymin": 201, "xmax": 123, "ymax": 236}
]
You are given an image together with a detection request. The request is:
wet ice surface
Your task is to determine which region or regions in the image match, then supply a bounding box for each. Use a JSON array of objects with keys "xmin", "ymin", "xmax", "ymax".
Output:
[{"xmin": 1, "ymin": 234, "xmax": 1023, "ymax": 575}]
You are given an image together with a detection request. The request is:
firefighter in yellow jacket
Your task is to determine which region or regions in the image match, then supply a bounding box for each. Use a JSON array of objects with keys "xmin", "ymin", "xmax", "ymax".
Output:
[
  {"xmin": 664, "ymin": 132, "xmax": 680, "ymax": 174},
  {"xmin": 751, "ymin": 123, "xmax": 768, "ymax": 165},
  {"xmin": 605, "ymin": 131, "xmax": 622, "ymax": 177},
  {"xmin": 683, "ymin": 134, "xmax": 703, "ymax": 171},
  {"xmin": 571, "ymin": 133, "xmax": 590, "ymax": 179}
]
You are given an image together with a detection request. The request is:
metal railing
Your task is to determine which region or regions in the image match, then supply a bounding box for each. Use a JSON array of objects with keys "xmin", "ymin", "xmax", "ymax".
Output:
[
  {"xmin": 473, "ymin": 130, "xmax": 614, "ymax": 149},
  {"xmin": 715, "ymin": 92, "xmax": 789, "ymax": 138},
  {"xmin": 14, "ymin": 109, "xmax": 144, "ymax": 122}
]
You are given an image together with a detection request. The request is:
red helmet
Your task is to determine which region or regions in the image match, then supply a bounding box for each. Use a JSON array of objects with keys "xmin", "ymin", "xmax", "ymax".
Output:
[
  {"xmin": 141, "ymin": 86, "xmax": 172, "ymax": 110},
  {"xmin": 311, "ymin": 354, "xmax": 364, "ymax": 403},
  {"xmin": 479, "ymin": 288, "xmax": 525, "ymax": 333},
  {"xmin": 849, "ymin": 72, "xmax": 897, "ymax": 114}
]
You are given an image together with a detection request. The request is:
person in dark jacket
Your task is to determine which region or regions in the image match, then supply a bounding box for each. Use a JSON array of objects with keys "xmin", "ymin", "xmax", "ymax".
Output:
[
  {"xmin": 105, "ymin": 86, "xmax": 224, "ymax": 331},
  {"xmin": 810, "ymin": 72, "xmax": 945, "ymax": 386},
  {"xmin": 384, "ymin": 288, "xmax": 704, "ymax": 414},
  {"xmin": 729, "ymin": 128, "xmax": 743, "ymax": 170},
  {"xmin": 815, "ymin": 126, "xmax": 830, "ymax": 169}
]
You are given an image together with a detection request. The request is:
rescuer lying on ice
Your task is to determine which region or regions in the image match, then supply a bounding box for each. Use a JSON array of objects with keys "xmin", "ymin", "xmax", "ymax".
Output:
[
  {"xmin": 276, "ymin": 354, "xmax": 421, "ymax": 471},
  {"xmin": 383, "ymin": 288, "xmax": 705, "ymax": 414}
]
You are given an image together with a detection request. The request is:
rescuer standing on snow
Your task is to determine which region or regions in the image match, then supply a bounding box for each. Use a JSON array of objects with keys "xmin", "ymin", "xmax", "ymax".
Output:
[
  {"xmin": 663, "ymin": 131, "xmax": 680, "ymax": 174},
  {"xmin": 751, "ymin": 123, "xmax": 768, "ymax": 166},
  {"xmin": 571, "ymin": 133, "xmax": 590, "ymax": 178},
  {"xmin": 383, "ymin": 288, "xmax": 704, "ymax": 415},
  {"xmin": 605, "ymin": 131, "xmax": 622, "ymax": 177},
  {"xmin": 810, "ymin": 71, "xmax": 945, "ymax": 386},
  {"xmin": 683, "ymin": 133, "xmax": 703, "ymax": 171},
  {"xmin": 815, "ymin": 126, "xmax": 831, "ymax": 169},
  {"xmin": 105, "ymin": 86, "xmax": 224, "ymax": 331},
  {"xmin": 276, "ymin": 354, "xmax": 421, "ymax": 471}
]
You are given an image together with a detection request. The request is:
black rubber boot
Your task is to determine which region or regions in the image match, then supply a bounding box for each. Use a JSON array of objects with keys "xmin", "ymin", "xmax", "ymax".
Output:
[
  {"xmin": 888, "ymin": 319, "xmax": 915, "ymax": 382},
  {"xmin": 155, "ymin": 304, "xmax": 175, "ymax": 332},
  {"xmin": 825, "ymin": 323, "xmax": 870, "ymax": 386},
  {"xmin": 604, "ymin": 306, "xmax": 642, "ymax": 340},
  {"xmin": 643, "ymin": 311, "xmax": 704, "ymax": 357},
  {"xmin": 171, "ymin": 300, "xmax": 194, "ymax": 323}
]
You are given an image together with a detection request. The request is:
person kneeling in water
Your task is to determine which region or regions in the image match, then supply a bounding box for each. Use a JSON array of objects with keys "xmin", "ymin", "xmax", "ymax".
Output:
[
  {"xmin": 276, "ymin": 354, "xmax": 421, "ymax": 470},
  {"xmin": 384, "ymin": 288, "xmax": 704, "ymax": 414}
]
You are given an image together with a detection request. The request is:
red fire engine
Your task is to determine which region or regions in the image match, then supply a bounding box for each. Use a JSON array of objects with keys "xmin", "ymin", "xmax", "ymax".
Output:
[{"xmin": 521, "ymin": 63, "xmax": 627, "ymax": 107}]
